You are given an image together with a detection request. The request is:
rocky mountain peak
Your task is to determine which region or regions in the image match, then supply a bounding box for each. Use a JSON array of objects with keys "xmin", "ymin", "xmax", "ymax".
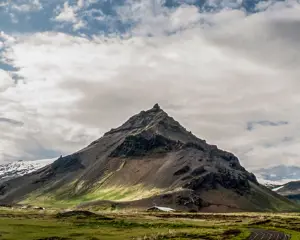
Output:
[
  {"xmin": 104, "ymin": 105, "xmax": 168, "ymax": 135},
  {"xmin": 152, "ymin": 103, "xmax": 161, "ymax": 111},
  {"xmin": 102, "ymin": 104, "xmax": 205, "ymax": 149}
]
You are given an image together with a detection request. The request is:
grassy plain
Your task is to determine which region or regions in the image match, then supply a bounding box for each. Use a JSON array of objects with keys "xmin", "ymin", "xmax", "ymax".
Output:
[
  {"xmin": 0, "ymin": 208, "xmax": 299, "ymax": 240},
  {"xmin": 20, "ymin": 184, "xmax": 165, "ymax": 208}
]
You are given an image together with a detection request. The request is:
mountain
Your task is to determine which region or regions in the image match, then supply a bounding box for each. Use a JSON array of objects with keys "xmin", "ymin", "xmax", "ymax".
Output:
[
  {"xmin": 256, "ymin": 178, "xmax": 287, "ymax": 190},
  {"xmin": 272, "ymin": 181, "xmax": 300, "ymax": 203},
  {"xmin": 0, "ymin": 159, "xmax": 56, "ymax": 184},
  {"xmin": 0, "ymin": 104, "xmax": 298, "ymax": 212},
  {"xmin": 253, "ymin": 165, "xmax": 300, "ymax": 198}
]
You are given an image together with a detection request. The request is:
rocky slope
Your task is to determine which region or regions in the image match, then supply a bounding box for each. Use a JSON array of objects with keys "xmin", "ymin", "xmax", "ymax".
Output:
[{"xmin": 0, "ymin": 104, "xmax": 298, "ymax": 212}]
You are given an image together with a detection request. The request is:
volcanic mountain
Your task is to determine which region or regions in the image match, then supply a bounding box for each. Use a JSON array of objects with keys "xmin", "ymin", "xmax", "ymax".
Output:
[{"xmin": 0, "ymin": 104, "xmax": 298, "ymax": 212}]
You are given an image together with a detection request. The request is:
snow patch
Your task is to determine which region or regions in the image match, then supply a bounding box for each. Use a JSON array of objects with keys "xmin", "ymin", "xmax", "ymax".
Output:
[
  {"xmin": 0, "ymin": 158, "xmax": 57, "ymax": 182},
  {"xmin": 257, "ymin": 177, "xmax": 299, "ymax": 186},
  {"xmin": 272, "ymin": 185, "xmax": 284, "ymax": 191}
]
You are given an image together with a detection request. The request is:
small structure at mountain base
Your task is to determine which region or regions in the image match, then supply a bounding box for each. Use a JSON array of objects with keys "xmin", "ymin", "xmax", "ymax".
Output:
[
  {"xmin": 20, "ymin": 205, "xmax": 30, "ymax": 209},
  {"xmin": 146, "ymin": 206, "xmax": 175, "ymax": 212},
  {"xmin": 32, "ymin": 206, "xmax": 45, "ymax": 210}
]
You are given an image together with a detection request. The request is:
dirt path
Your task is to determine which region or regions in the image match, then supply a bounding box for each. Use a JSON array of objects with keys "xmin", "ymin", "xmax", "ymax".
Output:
[{"xmin": 248, "ymin": 229, "xmax": 290, "ymax": 240}]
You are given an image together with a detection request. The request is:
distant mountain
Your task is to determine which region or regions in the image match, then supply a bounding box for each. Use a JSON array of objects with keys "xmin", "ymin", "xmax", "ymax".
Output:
[
  {"xmin": 253, "ymin": 165, "xmax": 300, "ymax": 191},
  {"xmin": 276, "ymin": 180, "xmax": 300, "ymax": 195},
  {"xmin": 272, "ymin": 180, "xmax": 300, "ymax": 203},
  {"xmin": 256, "ymin": 179, "xmax": 287, "ymax": 190},
  {"xmin": 251, "ymin": 165, "xmax": 300, "ymax": 203},
  {"xmin": 0, "ymin": 159, "xmax": 56, "ymax": 183},
  {"xmin": 0, "ymin": 104, "xmax": 298, "ymax": 212}
]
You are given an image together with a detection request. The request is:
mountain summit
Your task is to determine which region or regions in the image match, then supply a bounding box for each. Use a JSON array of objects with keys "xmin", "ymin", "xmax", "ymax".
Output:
[{"xmin": 0, "ymin": 105, "xmax": 297, "ymax": 212}]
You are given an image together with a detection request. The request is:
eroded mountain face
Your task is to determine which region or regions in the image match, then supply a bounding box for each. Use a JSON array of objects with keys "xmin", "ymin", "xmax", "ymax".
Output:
[{"xmin": 0, "ymin": 104, "xmax": 297, "ymax": 212}]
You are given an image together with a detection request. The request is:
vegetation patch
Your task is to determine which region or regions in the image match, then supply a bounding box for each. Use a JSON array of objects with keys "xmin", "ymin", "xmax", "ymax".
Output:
[
  {"xmin": 0, "ymin": 209, "xmax": 298, "ymax": 240},
  {"xmin": 37, "ymin": 238, "xmax": 70, "ymax": 240},
  {"xmin": 56, "ymin": 211, "xmax": 113, "ymax": 220},
  {"xmin": 21, "ymin": 184, "xmax": 164, "ymax": 208}
]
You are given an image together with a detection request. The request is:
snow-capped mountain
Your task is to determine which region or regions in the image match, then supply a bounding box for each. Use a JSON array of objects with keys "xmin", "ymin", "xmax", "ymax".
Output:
[
  {"xmin": 256, "ymin": 178, "xmax": 298, "ymax": 190},
  {"xmin": 0, "ymin": 158, "xmax": 57, "ymax": 183}
]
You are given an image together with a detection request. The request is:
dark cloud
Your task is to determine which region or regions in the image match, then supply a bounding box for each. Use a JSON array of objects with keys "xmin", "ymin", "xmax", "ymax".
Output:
[
  {"xmin": 247, "ymin": 120, "xmax": 289, "ymax": 131},
  {"xmin": 0, "ymin": 117, "xmax": 23, "ymax": 126}
]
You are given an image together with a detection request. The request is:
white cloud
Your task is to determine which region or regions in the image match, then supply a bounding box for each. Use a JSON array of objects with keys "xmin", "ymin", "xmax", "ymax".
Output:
[
  {"xmin": 1, "ymin": 1, "xmax": 300, "ymax": 170},
  {"xmin": 0, "ymin": 70, "xmax": 13, "ymax": 91},
  {"xmin": 0, "ymin": 31, "xmax": 15, "ymax": 44},
  {"xmin": 0, "ymin": 1, "xmax": 9, "ymax": 7},
  {"xmin": 9, "ymin": 12, "xmax": 19, "ymax": 23},
  {"xmin": 55, "ymin": 2, "xmax": 77, "ymax": 23},
  {"xmin": 77, "ymin": 0, "xmax": 85, "ymax": 9},
  {"xmin": 11, "ymin": 0, "xmax": 42, "ymax": 12},
  {"xmin": 73, "ymin": 19, "xmax": 86, "ymax": 30},
  {"xmin": 54, "ymin": 1, "xmax": 88, "ymax": 30}
]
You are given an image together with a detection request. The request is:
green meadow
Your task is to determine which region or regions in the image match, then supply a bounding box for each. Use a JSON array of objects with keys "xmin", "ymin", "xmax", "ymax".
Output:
[{"xmin": 0, "ymin": 208, "xmax": 299, "ymax": 240}]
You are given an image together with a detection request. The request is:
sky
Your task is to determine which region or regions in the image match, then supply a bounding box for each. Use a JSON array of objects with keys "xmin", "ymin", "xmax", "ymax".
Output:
[{"xmin": 0, "ymin": 0, "xmax": 300, "ymax": 170}]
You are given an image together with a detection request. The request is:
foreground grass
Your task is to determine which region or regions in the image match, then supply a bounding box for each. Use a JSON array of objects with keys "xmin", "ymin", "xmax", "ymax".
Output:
[
  {"xmin": 249, "ymin": 213, "xmax": 300, "ymax": 240},
  {"xmin": 0, "ymin": 209, "xmax": 298, "ymax": 240}
]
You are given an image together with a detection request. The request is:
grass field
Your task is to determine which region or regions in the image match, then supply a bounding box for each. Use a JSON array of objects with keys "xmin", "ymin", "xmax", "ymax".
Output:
[
  {"xmin": 20, "ymin": 184, "xmax": 165, "ymax": 208},
  {"xmin": 0, "ymin": 208, "xmax": 299, "ymax": 240}
]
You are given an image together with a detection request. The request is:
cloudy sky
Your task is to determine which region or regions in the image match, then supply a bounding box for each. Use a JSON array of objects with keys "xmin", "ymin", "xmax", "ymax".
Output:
[{"xmin": 0, "ymin": 0, "xmax": 300, "ymax": 170}]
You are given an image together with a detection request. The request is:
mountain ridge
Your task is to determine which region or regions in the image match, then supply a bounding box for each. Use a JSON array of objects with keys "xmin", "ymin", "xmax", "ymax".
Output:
[{"xmin": 274, "ymin": 180, "xmax": 300, "ymax": 203}]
